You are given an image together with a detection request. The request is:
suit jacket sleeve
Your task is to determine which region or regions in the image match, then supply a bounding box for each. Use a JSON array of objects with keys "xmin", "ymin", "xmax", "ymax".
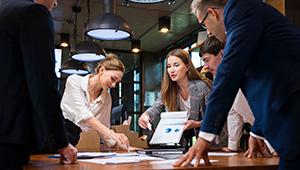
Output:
[
  {"xmin": 200, "ymin": 0, "xmax": 264, "ymax": 135},
  {"xmin": 19, "ymin": 4, "xmax": 68, "ymax": 150}
]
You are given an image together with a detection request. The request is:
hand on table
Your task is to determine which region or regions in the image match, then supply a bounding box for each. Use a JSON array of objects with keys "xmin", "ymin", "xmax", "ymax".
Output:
[
  {"xmin": 244, "ymin": 135, "xmax": 272, "ymax": 158},
  {"xmin": 173, "ymin": 137, "xmax": 211, "ymax": 167},
  {"xmin": 222, "ymin": 147, "xmax": 243, "ymax": 152},
  {"xmin": 57, "ymin": 143, "xmax": 78, "ymax": 164},
  {"xmin": 272, "ymin": 151, "xmax": 279, "ymax": 157}
]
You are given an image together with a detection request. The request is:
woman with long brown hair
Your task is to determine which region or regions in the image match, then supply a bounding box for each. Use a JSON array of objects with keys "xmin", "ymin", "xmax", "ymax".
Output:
[{"xmin": 138, "ymin": 49, "xmax": 212, "ymax": 148}]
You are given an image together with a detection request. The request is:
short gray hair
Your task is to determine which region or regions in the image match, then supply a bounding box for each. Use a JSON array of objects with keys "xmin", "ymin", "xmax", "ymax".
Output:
[{"xmin": 191, "ymin": 0, "xmax": 228, "ymax": 15}]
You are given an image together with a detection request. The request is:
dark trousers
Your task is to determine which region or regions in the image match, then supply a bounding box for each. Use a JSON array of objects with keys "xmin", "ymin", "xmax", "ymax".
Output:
[
  {"xmin": 265, "ymin": 91, "xmax": 300, "ymax": 170},
  {"xmin": 65, "ymin": 119, "xmax": 82, "ymax": 147},
  {"xmin": 180, "ymin": 128, "xmax": 196, "ymax": 151},
  {"xmin": 0, "ymin": 142, "xmax": 31, "ymax": 170}
]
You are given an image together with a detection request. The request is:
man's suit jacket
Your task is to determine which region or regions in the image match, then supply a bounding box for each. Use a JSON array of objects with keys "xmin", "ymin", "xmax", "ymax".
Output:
[
  {"xmin": 0, "ymin": 0, "xmax": 68, "ymax": 150},
  {"xmin": 200, "ymin": 0, "xmax": 300, "ymax": 159}
]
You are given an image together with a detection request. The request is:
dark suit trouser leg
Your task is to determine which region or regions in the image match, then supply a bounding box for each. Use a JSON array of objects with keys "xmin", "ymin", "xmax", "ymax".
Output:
[
  {"xmin": 271, "ymin": 91, "xmax": 300, "ymax": 170},
  {"xmin": 279, "ymin": 155, "xmax": 300, "ymax": 170},
  {"xmin": 65, "ymin": 119, "xmax": 82, "ymax": 147},
  {"xmin": 0, "ymin": 142, "xmax": 31, "ymax": 170}
]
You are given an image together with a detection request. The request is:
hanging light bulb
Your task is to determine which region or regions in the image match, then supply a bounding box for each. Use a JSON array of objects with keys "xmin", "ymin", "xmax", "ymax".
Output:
[
  {"xmin": 71, "ymin": 41, "xmax": 106, "ymax": 62},
  {"xmin": 60, "ymin": 59, "xmax": 90, "ymax": 75},
  {"xmin": 86, "ymin": 0, "xmax": 132, "ymax": 40},
  {"xmin": 60, "ymin": 33, "xmax": 70, "ymax": 48},
  {"xmin": 159, "ymin": 16, "xmax": 170, "ymax": 33},
  {"xmin": 131, "ymin": 39, "xmax": 141, "ymax": 53},
  {"xmin": 124, "ymin": 0, "xmax": 170, "ymax": 4}
]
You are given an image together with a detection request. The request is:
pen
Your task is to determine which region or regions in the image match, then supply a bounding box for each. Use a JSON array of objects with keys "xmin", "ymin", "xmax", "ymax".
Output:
[
  {"xmin": 147, "ymin": 122, "xmax": 152, "ymax": 131},
  {"xmin": 143, "ymin": 115, "xmax": 152, "ymax": 131},
  {"xmin": 127, "ymin": 144, "xmax": 130, "ymax": 153}
]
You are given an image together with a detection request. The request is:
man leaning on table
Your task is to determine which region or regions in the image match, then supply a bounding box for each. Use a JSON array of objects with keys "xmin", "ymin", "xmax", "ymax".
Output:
[
  {"xmin": 173, "ymin": 0, "xmax": 300, "ymax": 169},
  {"xmin": 0, "ymin": 0, "xmax": 77, "ymax": 169},
  {"xmin": 199, "ymin": 35, "xmax": 278, "ymax": 156}
]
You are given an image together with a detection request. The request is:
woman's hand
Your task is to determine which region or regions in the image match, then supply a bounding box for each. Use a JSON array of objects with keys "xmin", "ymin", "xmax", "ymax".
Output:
[
  {"xmin": 182, "ymin": 120, "xmax": 201, "ymax": 130},
  {"xmin": 110, "ymin": 132, "xmax": 130, "ymax": 151},
  {"xmin": 84, "ymin": 117, "xmax": 130, "ymax": 148},
  {"xmin": 116, "ymin": 143, "xmax": 129, "ymax": 151},
  {"xmin": 108, "ymin": 132, "xmax": 130, "ymax": 146},
  {"xmin": 138, "ymin": 112, "xmax": 151, "ymax": 130}
]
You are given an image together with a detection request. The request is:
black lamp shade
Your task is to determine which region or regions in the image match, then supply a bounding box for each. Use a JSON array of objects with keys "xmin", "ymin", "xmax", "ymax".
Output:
[
  {"xmin": 127, "ymin": 0, "xmax": 167, "ymax": 3},
  {"xmin": 60, "ymin": 33, "xmax": 69, "ymax": 47},
  {"xmin": 131, "ymin": 40, "xmax": 141, "ymax": 53},
  {"xmin": 71, "ymin": 41, "xmax": 106, "ymax": 62},
  {"xmin": 86, "ymin": 13, "xmax": 132, "ymax": 40},
  {"xmin": 60, "ymin": 59, "xmax": 90, "ymax": 75},
  {"xmin": 159, "ymin": 16, "xmax": 170, "ymax": 33}
]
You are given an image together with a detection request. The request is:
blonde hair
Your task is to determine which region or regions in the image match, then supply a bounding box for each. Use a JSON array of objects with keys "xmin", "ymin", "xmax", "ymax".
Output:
[
  {"xmin": 161, "ymin": 49, "xmax": 212, "ymax": 112},
  {"xmin": 191, "ymin": 0, "xmax": 228, "ymax": 15},
  {"xmin": 95, "ymin": 53, "xmax": 125, "ymax": 74}
]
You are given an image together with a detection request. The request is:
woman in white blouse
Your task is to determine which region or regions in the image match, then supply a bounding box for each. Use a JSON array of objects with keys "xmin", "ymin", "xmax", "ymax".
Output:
[{"xmin": 61, "ymin": 54, "xmax": 129, "ymax": 150}]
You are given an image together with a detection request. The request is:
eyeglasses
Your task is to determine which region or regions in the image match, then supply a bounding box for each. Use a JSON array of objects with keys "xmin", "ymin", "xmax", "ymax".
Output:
[
  {"xmin": 199, "ymin": 12, "xmax": 209, "ymax": 29},
  {"xmin": 199, "ymin": 8, "xmax": 219, "ymax": 29}
]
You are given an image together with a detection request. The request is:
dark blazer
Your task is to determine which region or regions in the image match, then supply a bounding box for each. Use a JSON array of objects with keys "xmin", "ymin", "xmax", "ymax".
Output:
[
  {"xmin": 200, "ymin": 0, "xmax": 300, "ymax": 162},
  {"xmin": 0, "ymin": 0, "xmax": 68, "ymax": 150}
]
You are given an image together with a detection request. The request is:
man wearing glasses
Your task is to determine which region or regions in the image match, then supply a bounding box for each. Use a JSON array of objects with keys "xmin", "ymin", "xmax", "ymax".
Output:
[{"xmin": 174, "ymin": 0, "xmax": 300, "ymax": 169}]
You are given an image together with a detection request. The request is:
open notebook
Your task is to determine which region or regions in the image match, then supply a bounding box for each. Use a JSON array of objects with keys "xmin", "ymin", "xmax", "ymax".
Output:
[{"xmin": 149, "ymin": 111, "xmax": 189, "ymax": 145}]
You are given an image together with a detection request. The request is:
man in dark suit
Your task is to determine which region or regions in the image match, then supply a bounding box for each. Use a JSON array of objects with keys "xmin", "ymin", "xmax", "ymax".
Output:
[
  {"xmin": 174, "ymin": 0, "xmax": 300, "ymax": 169},
  {"xmin": 0, "ymin": 0, "xmax": 77, "ymax": 169}
]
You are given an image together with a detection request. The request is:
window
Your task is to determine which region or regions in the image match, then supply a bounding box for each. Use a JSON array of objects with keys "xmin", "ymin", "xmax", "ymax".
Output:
[
  {"xmin": 54, "ymin": 48, "xmax": 62, "ymax": 78},
  {"xmin": 183, "ymin": 42, "xmax": 203, "ymax": 69},
  {"xmin": 108, "ymin": 51, "xmax": 141, "ymax": 133}
]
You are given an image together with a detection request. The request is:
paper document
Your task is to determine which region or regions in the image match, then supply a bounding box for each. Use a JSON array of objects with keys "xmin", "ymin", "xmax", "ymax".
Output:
[
  {"xmin": 150, "ymin": 159, "xmax": 219, "ymax": 165},
  {"xmin": 47, "ymin": 152, "xmax": 116, "ymax": 159},
  {"xmin": 149, "ymin": 111, "xmax": 189, "ymax": 144},
  {"xmin": 208, "ymin": 152, "xmax": 238, "ymax": 156},
  {"xmin": 80, "ymin": 158, "xmax": 140, "ymax": 164},
  {"xmin": 79, "ymin": 155, "xmax": 163, "ymax": 164},
  {"xmin": 136, "ymin": 149, "xmax": 185, "ymax": 155}
]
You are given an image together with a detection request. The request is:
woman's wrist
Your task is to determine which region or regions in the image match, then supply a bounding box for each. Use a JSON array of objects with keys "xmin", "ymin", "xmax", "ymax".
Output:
[{"xmin": 106, "ymin": 130, "xmax": 115, "ymax": 138}]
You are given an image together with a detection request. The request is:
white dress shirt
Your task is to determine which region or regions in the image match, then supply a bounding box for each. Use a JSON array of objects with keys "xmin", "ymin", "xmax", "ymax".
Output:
[
  {"xmin": 178, "ymin": 94, "xmax": 191, "ymax": 111},
  {"xmin": 200, "ymin": 89, "xmax": 275, "ymax": 153},
  {"xmin": 227, "ymin": 89, "xmax": 254, "ymax": 150},
  {"xmin": 61, "ymin": 74, "xmax": 116, "ymax": 147}
]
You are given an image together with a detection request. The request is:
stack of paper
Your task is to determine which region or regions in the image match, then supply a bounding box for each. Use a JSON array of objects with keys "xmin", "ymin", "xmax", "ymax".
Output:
[
  {"xmin": 150, "ymin": 159, "xmax": 219, "ymax": 165},
  {"xmin": 79, "ymin": 154, "xmax": 163, "ymax": 164}
]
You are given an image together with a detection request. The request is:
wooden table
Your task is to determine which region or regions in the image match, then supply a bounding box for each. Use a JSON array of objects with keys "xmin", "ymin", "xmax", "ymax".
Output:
[{"xmin": 24, "ymin": 151, "xmax": 279, "ymax": 170}]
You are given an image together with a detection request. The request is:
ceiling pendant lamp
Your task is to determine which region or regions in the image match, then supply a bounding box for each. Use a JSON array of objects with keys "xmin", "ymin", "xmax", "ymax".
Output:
[
  {"xmin": 159, "ymin": 16, "xmax": 170, "ymax": 33},
  {"xmin": 60, "ymin": 59, "xmax": 90, "ymax": 75},
  {"xmin": 123, "ymin": 0, "xmax": 174, "ymax": 4},
  {"xmin": 86, "ymin": 0, "xmax": 132, "ymax": 40},
  {"xmin": 71, "ymin": 40, "xmax": 106, "ymax": 62},
  {"xmin": 131, "ymin": 39, "xmax": 141, "ymax": 53},
  {"xmin": 60, "ymin": 33, "xmax": 70, "ymax": 48}
]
